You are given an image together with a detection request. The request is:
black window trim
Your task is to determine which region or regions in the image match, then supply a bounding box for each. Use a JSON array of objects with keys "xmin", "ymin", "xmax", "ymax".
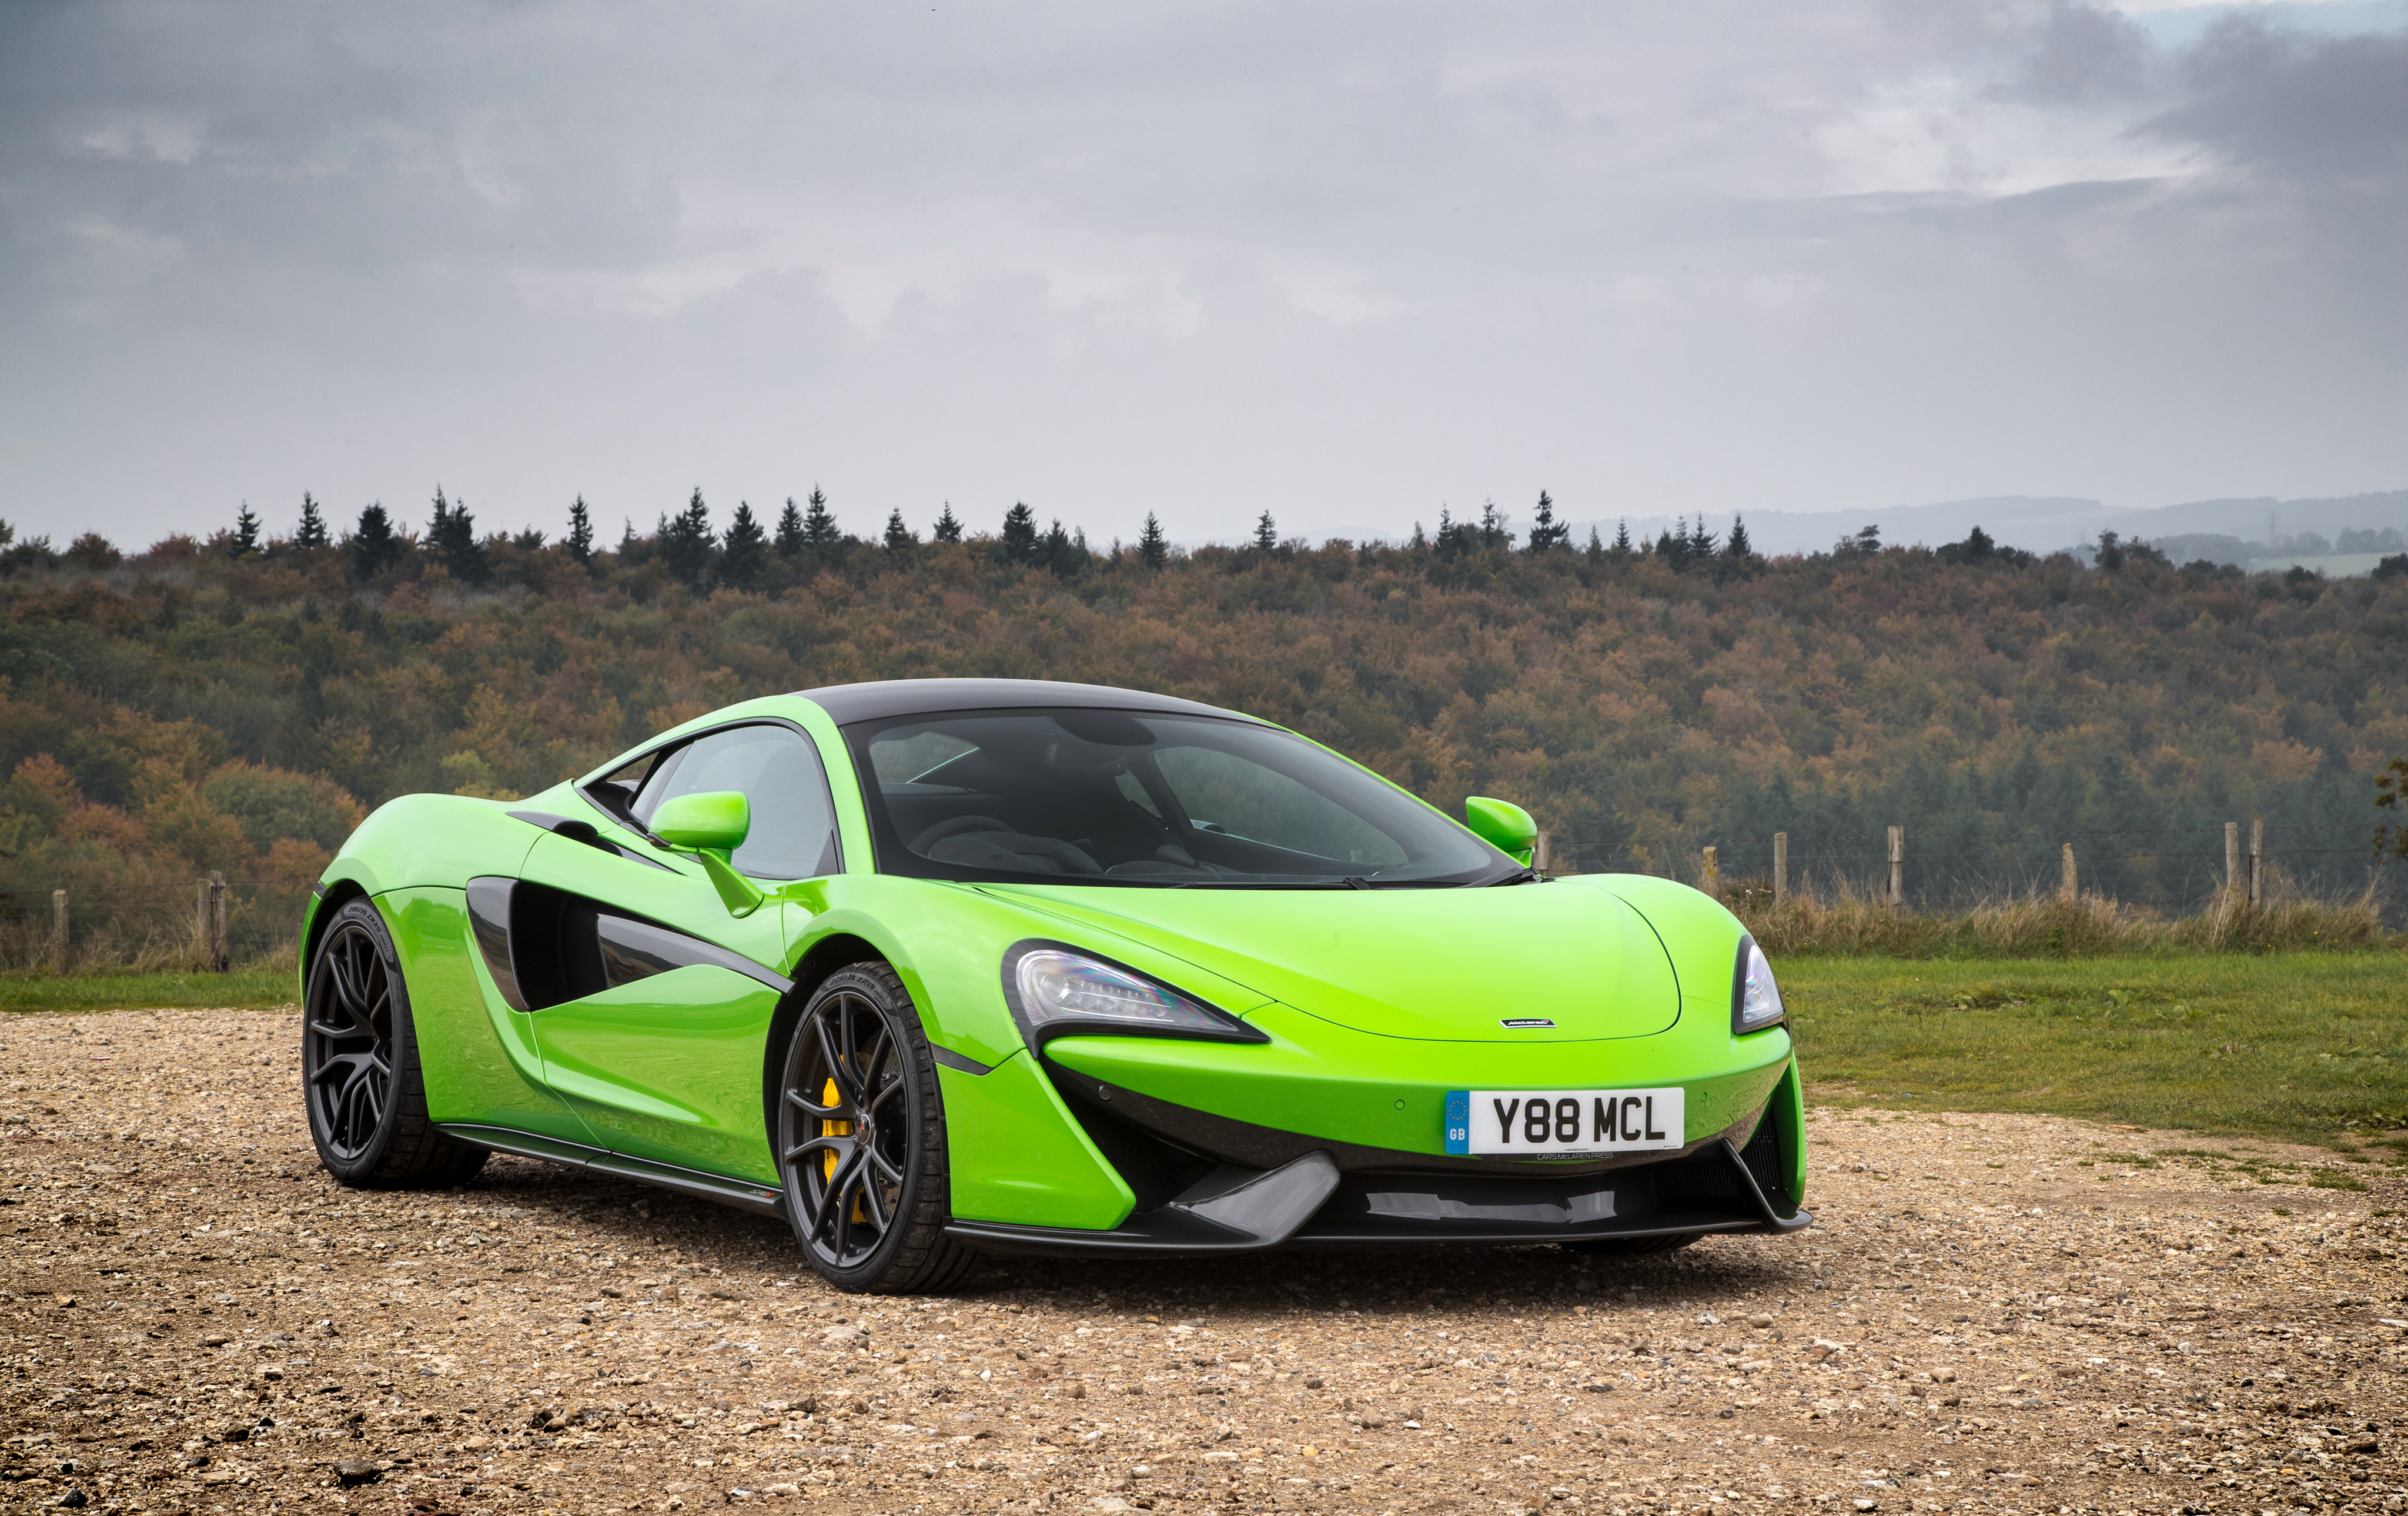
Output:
[{"xmin": 577, "ymin": 717, "xmax": 844, "ymax": 882}]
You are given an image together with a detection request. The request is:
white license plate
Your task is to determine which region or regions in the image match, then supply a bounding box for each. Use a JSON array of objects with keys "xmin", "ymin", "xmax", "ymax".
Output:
[{"xmin": 1444, "ymin": 1088, "xmax": 1685, "ymax": 1157}]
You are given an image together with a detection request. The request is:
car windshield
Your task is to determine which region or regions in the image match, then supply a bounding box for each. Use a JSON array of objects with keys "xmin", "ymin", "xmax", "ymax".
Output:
[{"xmin": 845, "ymin": 707, "xmax": 1512, "ymax": 887}]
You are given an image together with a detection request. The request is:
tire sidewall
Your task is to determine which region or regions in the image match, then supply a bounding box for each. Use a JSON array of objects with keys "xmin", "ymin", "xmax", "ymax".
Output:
[
  {"xmin": 779, "ymin": 965, "xmax": 947, "ymax": 1290},
  {"xmin": 305, "ymin": 898, "xmax": 419, "ymax": 1183}
]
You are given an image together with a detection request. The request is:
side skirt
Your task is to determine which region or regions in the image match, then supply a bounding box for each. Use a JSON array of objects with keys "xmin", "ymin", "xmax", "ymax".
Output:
[{"xmin": 437, "ymin": 1122, "xmax": 787, "ymax": 1220}]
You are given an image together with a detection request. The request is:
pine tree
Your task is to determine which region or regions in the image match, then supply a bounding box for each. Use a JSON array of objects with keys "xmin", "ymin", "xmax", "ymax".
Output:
[
  {"xmin": 1138, "ymin": 512, "xmax": 1168, "ymax": 569},
  {"xmin": 1586, "ymin": 526, "xmax": 1604, "ymax": 564},
  {"xmin": 931, "ymin": 502, "xmax": 963, "ymax": 544},
  {"xmin": 349, "ymin": 503, "xmax": 399, "ymax": 580},
  {"xmin": 295, "ymin": 493, "xmax": 329, "ymax": 550},
  {"xmin": 775, "ymin": 497, "xmax": 805, "ymax": 556},
  {"xmin": 884, "ymin": 508, "xmax": 918, "ymax": 552},
  {"xmin": 1612, "ymin": 519, "xmax": 1634, "ymax": 558},
  {"xmin": 567, "ymin": 496, "xmax": 594, "ymax": 565},
  {"xmin": 1001, "ymin": 502, "xmax": 1039, "ymax": 565},
  {"xmin": 1724, "ymin": 514, "xmax": 1755, "ymax": 563},
  {"xmin": 1833, "ymin": 524, "xmax": 1881, "ymax": 558},
  {"xmin": 232, "ymin": 502, "xmax": 262, "ymax": 557},
  {"xmin": 720, "ymin": 501, "xmax": 767, "ymax": 589},
  {"xmin": 1526, "ymin": 490, "xmax": 1567, "ymax": 552},
  {"xmin": 1253, "ymin": 510, "xmax": 1278, "ymax": 555},
  {"xmin": 801, "ymin": 487, "xmax": 840, "ymax": 555},
  {"xmin": 658, "ymin": 488, "xmax": 717, "ymax": 587},
  {"xmin": 1043, "ymin": 517, "xmax": 1073, "ymax": 572},
  {"xmin": 1689, "ymin": 518, "xmax": 1718, "ymax": 560},
  {"xmin": 427, "ymin": 487, "xmax": 488, "ymax": 583},
  {"xmin": 1433, "ymin": 506, "xmax": 1464, "ymax": 560},
  {"xmin": 1477, "ymin": 499, "xmax": 1511, "ymax": 550}
]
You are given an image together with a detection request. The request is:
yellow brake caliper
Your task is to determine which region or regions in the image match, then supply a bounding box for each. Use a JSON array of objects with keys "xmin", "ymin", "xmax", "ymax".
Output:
[{"xmin": 821, "ymin": 1076, "xmax": 869, "ymax": 1225}]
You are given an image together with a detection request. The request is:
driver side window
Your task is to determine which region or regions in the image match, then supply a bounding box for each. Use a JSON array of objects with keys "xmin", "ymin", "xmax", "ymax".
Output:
[{"xmin": 633, "ymin": 724, "xmax": 841, "ymax": 880}]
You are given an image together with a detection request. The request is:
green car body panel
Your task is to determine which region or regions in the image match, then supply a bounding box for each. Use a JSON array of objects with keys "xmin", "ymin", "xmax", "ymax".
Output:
[{"xmin": 304, "ymin": 679, "xmax": 1809, "ymax": 1257}]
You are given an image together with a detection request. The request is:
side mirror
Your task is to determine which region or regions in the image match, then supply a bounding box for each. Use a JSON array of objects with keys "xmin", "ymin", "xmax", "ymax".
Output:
[
  {"xmin": 648, "ymin": 791, "xmax": 765, "ymax": 917},
  {"xmin": 1464, "ymin": 796, "xmax": 1538, "ymax": 867}
]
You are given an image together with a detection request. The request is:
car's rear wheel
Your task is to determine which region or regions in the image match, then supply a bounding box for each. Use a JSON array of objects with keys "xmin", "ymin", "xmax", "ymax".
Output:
[
  {"xmin": 776, "ymin": 963, "xmax": 976, "ymax": 1293},
  {"xmin": 303, "ymin": 898, "xmax": 488, "ymax": 1188},
  {"xmin": 1563, "ymin": 1231, "xmax": 1701, "ymax": 1257}
]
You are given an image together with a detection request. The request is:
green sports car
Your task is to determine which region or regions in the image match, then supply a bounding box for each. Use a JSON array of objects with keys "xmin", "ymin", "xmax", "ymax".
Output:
[{"xmin": 300, "ymin": 678, "xmax": 1807, "ymax": 1292}]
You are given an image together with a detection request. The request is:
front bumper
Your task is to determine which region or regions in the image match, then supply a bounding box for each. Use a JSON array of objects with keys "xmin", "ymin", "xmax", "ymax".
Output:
[
  {"xmin": 945, "ymin": 1047, "xmax": 1810, "ymax": 1258},
  {"xmin": 948, "ymin": 1129, "xmax": 1807, "ymax": 1257}
]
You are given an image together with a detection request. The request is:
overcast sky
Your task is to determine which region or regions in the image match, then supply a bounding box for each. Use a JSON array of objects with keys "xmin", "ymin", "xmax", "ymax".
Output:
[{"xmin": 2, "ymin": 0, "xmax": 2403, "ymax": 550}]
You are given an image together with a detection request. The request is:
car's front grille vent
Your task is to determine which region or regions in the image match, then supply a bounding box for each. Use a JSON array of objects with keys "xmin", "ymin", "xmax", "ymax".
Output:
[{"xmin": 1739, "ymin": 1103, "xmax": 1788, "ymax": 1207}]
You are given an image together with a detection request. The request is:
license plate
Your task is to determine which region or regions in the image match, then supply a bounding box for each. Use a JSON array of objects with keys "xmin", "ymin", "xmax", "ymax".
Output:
[{"xmin": 1444, "ymin": 1088, "xmax": 1685, "ymax": 1157}]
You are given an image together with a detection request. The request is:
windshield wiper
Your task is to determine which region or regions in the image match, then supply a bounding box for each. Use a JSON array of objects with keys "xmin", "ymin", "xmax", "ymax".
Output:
[
  {"xmin": 1481, "ymin": 867, "xmax": 1543, "ymax": 886},
  {"xmin": 1159, "ymin": 877, "xmax": 1363, "ymax": 890}
]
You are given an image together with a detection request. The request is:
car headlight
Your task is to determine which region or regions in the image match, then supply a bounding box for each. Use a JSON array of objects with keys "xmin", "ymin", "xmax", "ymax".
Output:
[
  {"xmin": 1001, "ymin": 941, "xmax": 1267, "ymax": 1049},
  {"xmin": 1732, "ymin": 936, "xmax": 1785, "ymax": 1034}
]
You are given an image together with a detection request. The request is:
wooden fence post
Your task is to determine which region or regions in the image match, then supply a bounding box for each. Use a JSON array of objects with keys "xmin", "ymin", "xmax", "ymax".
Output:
[
  {"xmin": 1886, "ymin": 826, "xmax": 1904, "ymax": 916},
  {"xmin": 208, "ymin": 870, "xmax": 229, "ymax": 971},
  {"xmin": 2248, "ymin": 819, "xmax": 2263, "ymax": 908},
  {"xmin": 1773, "ymin": 832, "xmax": 1788, "ymax": 906},
  {"xmin": 50, "ymin": 890, "xmax": 68, "ymax": 976},
  {"xmin": 2225, "ymin": 822, "xmax": 2240, "ymax": 900},
  {"xmin": 2061, "ymin": 843, "xmax": 2078, "ymax": 902},
  {"xmin": 1533, "ymin": 831, "xmax": 1550, "ymax": 874},
  {"xmin": 1701, "ymin": 845, "xmax": 1720, "ymax": 894}
]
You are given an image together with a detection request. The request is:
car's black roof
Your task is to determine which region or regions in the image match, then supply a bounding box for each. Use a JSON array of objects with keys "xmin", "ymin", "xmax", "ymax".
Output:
[{"xmin": 796, "ymin": 678, "xmax": 1267, "ymax": 727}]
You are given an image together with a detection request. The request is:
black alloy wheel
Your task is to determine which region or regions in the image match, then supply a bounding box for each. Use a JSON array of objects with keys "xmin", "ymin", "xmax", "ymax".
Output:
[
  {"xmin": 776, "ymin": 963, "xmax": 975, "ymax": 1293},
  {"xmin": 301, "ymin": 898, "xmax": 487, "ymax": 1187}
]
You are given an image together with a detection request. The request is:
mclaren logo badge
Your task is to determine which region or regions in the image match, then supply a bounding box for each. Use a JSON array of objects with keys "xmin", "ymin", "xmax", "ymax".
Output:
[{"xmin": 1499, "ymin": 1017, "xmax": 1556, "ymax": 1029}]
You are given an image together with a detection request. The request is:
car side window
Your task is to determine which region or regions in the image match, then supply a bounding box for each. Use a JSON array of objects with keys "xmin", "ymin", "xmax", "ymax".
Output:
[{"xmin": 633, "ymin": 724, "xmax": 841, "ymax": 880}]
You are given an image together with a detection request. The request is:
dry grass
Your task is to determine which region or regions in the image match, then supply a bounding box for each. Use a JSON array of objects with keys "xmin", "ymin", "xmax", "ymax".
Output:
[
  {"xmin": 0, "ymin": 898, "xmax": 301, "ymax": 976},
  {"xmin": 1711, "ymin": 863, "xmax": 2389, "ymax": 957}
]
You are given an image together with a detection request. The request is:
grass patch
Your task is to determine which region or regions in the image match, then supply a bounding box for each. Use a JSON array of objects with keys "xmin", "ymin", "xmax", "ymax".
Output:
[
  {"xmin": 1784, "ymin": 952, "xmax": 2408, "ymax": 1145},
  {"xmin": 1730, "ymin": 869, "xmax": 2389, "ymax": 957},
  {"xmin": 0, "ymin": 967, "xmax": 296, "ymax": 1013}
]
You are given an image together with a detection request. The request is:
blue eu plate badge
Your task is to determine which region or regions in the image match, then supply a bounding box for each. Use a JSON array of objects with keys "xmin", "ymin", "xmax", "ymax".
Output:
[{"xmin": 1443, "ymin": 1090, "xmax": 1471, "ymax": 1154}]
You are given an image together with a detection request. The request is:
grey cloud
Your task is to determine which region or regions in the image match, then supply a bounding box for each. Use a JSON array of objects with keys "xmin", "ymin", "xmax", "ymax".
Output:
[
  {"xmin": 2012, "ymin": 1, "xmax": 2155, "ymax": 102},
  {"xmin": 2146, "ymin": 19, "xmax": 2408, "ymax": 180},
  {"xmin": 0, "ymin": 0, "xmax": 2401, "ymax": 547}
]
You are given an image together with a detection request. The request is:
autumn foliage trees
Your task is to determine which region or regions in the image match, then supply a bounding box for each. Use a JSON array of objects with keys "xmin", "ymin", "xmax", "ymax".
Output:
[{"xmin": 2, "ymin": 489, "xmax": 2405, "ymax": 923}]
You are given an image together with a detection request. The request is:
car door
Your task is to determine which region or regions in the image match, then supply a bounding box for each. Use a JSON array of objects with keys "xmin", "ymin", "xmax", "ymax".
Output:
[{"xmin": 520, "ymin": 721, "xmax": 841, "ymax": 1183}]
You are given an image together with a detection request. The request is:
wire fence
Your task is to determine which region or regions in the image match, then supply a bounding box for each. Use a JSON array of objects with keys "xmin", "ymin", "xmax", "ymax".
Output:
[
  {"xmin": 1549, "ymin": 822, "xmax": 2403, "ymax": 921},
  {"xmin": 0, "ymin": 879, "xmax": 312, "ymax": 976},
  {"xmin": 0, "ymin": 822, "xmax": 2397, "ymax": 976}
]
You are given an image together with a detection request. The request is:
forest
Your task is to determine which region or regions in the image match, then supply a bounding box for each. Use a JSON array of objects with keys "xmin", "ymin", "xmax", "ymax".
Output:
[{"xmin": 3, "ymin": 487, "xmax": 2406, "ymax": 965}]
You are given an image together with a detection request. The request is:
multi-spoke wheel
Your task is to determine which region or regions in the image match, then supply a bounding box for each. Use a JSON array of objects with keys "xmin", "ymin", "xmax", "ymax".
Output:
[
  {"xmin": 775, "ymin": 963, "xmax": 975, "ymax": 1293},
  {"xmin": 302, "ymin": 899, "xmax": 487, "ymax": 1188}
]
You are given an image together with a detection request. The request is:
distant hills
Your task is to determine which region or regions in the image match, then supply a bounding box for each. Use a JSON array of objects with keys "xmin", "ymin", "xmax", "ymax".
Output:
[{"xmin": 1551, "ymin": 489, "xmax": 2408, "ymax": 567}]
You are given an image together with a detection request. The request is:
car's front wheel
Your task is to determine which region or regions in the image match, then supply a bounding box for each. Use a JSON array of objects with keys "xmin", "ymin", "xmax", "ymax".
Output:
[
  {"xmin": 776, "ymin": 963, "xmax": 976, "ymax": 1293},
  {"xmin": 302, "ymin": 898, "xmax": 489, "ymax": 1188}
]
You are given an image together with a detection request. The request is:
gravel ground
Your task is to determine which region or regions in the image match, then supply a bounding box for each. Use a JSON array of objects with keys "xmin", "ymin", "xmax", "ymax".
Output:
[{"xmin": 5, "ymin": 1009, "xmax": 2406, "ymax": 1516}]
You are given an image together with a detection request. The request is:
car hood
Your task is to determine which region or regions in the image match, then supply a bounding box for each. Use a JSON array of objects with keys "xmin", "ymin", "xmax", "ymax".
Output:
[{"xmin": 982, "ymin": 881, "xmax": 1682, "ymax": 1042}]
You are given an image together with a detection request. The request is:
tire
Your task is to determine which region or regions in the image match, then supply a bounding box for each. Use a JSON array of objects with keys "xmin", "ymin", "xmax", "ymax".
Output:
[
  {"xmin": 1563, "ymin": 1231, "xmax": 1702, "ymax": 1257},
  {"xmin": 775, "ymin": 963, "xmax": 977, "ymax": 1294},
  {"xmin": 302, "ymin": 898, "xmax": 489, "ymax": 1188}
]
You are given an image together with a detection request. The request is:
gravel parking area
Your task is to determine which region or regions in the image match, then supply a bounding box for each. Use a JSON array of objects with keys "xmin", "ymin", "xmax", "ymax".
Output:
[{"xmin": 5, "ymin": 1009, "xmax": 2406, "ymax": 1516}]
